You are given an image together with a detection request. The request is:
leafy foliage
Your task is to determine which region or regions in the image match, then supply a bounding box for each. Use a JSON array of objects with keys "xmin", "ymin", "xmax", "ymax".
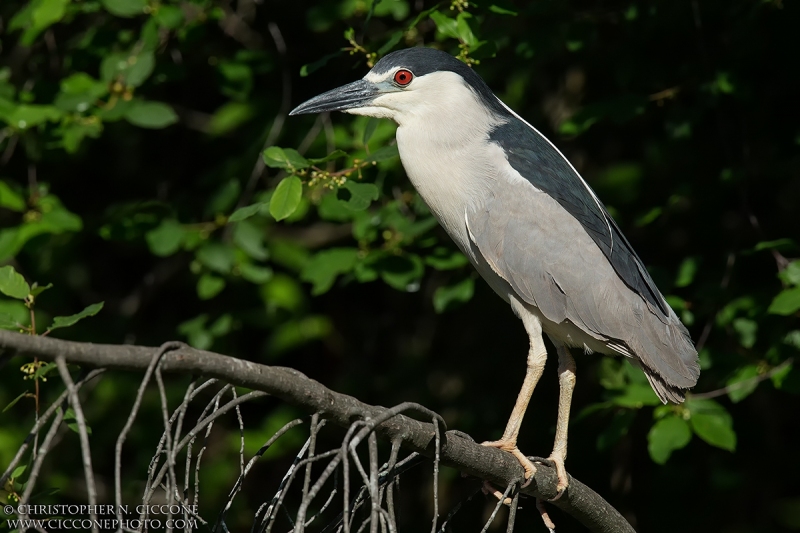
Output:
[{"xmin": 1, "ymin": 0, "xmax": 799, "ymax": 531}]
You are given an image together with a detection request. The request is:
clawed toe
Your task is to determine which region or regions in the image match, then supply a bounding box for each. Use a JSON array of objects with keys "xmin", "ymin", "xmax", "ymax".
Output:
[
  {"xmin": 481, "ymin": 480, "xmax": 514, "ymax": 505},
  {"xmin": 527, "ymin": 455, "xmax": 569, "ymax": 500},
  {"xmin": 546, "ymin": 454, "xmax": 569, "ymax": 501},
  {"xmin": 481, "ymin": 440, "xmax": 538, "ymax": 480}
]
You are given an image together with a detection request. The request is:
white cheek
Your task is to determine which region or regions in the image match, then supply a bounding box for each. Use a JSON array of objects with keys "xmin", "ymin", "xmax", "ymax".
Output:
[{"xmin": 344, "ymin": 106, "xmax": 397, "ymax": 120}]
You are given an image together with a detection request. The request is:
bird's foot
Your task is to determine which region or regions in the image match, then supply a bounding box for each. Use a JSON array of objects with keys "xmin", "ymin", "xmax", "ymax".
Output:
[
  {"xmin": 529, "ymin": 454, "xmax": 569, "ymax": 501},
  {"xmin": 481, "ymin": 480, "xmax": 513, "ymax": 505},
  {"xmin": 480, "ymin": 439, "xmax": 537, "ymax": 483},
  {"xmin": 535, "ymin": 498, "xmax": 557, "ymax": 532}
]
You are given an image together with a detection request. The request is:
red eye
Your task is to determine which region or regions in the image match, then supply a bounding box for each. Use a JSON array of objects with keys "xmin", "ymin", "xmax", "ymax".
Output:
[{"xmin": 393, "ymin": 69, "xmax": 413, "ymax": 86}]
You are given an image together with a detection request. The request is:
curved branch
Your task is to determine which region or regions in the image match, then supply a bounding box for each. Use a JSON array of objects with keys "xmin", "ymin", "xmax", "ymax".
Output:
[{"xmin": 0, "ymin": 330, "xmax": 635, "ymax": 533}]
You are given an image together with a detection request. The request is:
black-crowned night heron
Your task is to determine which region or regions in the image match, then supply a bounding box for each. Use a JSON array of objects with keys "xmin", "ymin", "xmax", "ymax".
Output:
[{"xmin": 291, "ymin": 47, "xmax": 700, "ymax": 497}]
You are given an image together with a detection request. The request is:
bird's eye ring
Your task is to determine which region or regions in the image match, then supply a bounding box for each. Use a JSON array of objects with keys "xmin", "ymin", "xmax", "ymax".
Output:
[{"xmin": 393, "ymin": 69, "xmax": 413, "ymax": 86}]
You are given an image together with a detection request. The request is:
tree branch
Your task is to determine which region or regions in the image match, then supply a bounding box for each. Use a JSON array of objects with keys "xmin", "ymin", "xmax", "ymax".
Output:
[{"xmin": 0, "ymin": 330, "xmax": 635, "ymax": 533}]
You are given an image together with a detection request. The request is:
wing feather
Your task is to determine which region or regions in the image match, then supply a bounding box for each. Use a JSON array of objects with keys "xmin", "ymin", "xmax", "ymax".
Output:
[
  {"xmin": 488, "ymin": 116, "xmax": 670, "ymax": 320},
  {"xmin": 466, "ymin": 180, "xmax": 699, "ymax": 396}
]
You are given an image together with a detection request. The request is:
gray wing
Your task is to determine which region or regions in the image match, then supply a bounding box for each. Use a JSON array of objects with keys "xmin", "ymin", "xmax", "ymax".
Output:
[
  {"xmin": 465, "ymin": 181, "xmax": 699, "ymax": 400},
  {"xmin": 489, "ymin": 118, "xmax": 671, "ymax": 319}
]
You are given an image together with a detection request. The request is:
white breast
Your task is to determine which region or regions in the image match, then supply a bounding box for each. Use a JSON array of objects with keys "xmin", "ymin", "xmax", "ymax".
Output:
[{"xmin": 391, "ymin": 73, "xmax": 507, "ymax": 260}]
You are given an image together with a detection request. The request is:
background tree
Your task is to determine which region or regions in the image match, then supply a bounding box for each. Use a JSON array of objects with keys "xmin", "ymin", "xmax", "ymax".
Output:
[{"xmin": 1, "ymin": 0, "xmax": 799, "ymax": 532}]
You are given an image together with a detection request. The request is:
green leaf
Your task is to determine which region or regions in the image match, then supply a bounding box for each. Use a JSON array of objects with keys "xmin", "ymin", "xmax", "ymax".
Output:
[
  {"xmin": 205, "ymin": 179, "xmax": 241, "ymax": 216},
  {"xmin": 124, "ymin": 100, "xmax": 179, "ymax": 129},
  {"xmin": 260, "ymin": 274, "xmax": 304, "ymax": 312},
  {"xmin": 318, "ymin": 193, "xmax": 356, "ymax": 222},
  {"xmin": 0, "ymin": 300, "xmax": 28, "ymax": 329},
  {"xmin": 430, "ymin": 11, "xmax": 459, "ymax": 40},
  {"xmin": 635, "ymin": 206, "xmax": 662, "ymax": 227},
  {"xmin": 732, "ymin": 317, "xmax": 757, "ymax": 348},
  {"xmin": 425, "ymin": 247, "xmax": 469, "ymax": 270},
  {"xmin": 60, "ymin": 121, "xmax": 103, "ymax": 152},
  {"xmin": 768, "ymin": 287, "xmax": 800, "ymax": 316},
  {"xmin": 18, "ymin": 0, "xmax": 70, "ymax": 45},
  {"xmin": 674, "ymin": 257, "xmax": 698, "ymax": 287},
  {"xmin": 263, "ymin": 147, "xmax": 310, "ymax": 170},
  {"xmin": 364, "ymin": 144, "xmax": 399, "ymax": 163},
  {"xmin": 239, "ymin": 263, "xmax": 273, "ymax": 284},
  {"xmin": 34, "ymin": 362, "xmax": 57, "ymax": 380},
  {"xmin": 0, "ymin": 265, "xmax": 30, "ymax": 300},
  {"xmin": 218, "ymin": 61, "xmax": 253, "ymax": 100},
  {"xmin": 0, "ymin": 312, "xmax": 23, "ymax": 330},
  {"xmin": 340, "ymin": 181, "xmax": 379, "ymax": 211},
  {"xmin": 125, "ymin": 52, "xmax": 155, "ymax": 87},
  {"xmin": 648, "ymin": 415, "xmax": 692, "ymax": 464},
  {"xmin": 196, "ymin": 243, "xmax": 235, "ymax": 273},
  {"xmin": 753, "ymin": 238, "xmax": 797, "ymax": 252},
  {"xmin": 377, "ymin": 254, "xmax": 424, "ymax": 291},
  {"xmin": 608, "ymin": 383, "xmax": 661, "ymax": 408},
  {"xmin": 300, "ymin": 248, "xmax": 360, "ymax": 295},
  {"xmin": 597, "ymin": 410, "xmax": 636, "ymax": 451},
  {"xmin": 771, "ymin": 360, "xmax": 793, "ymax": 389},
  {"xmin": 63, "ymin": 407, "xmax": 92, "ymax": 435},
  {"xmin": 269, "ymin": 176, "xmax": 303, "ymax": 221},
  {"xmin": 687, "ymin": 398, "xmax": 736, "ymax": 452},
  {"xmin": 363, "ymin": 118, "xmax": 379, "ymax": 145},
  {"xmin": 378, "ymin": 31, "xmax": 404, "ymax": 55},
  {"xmin": 101, "ymin": 0, "xmax": 147, "ymax": 17},
  {"xmin": 145, "ymin": 219, "xmax": 184, "ymax": 257},
  {"xmin": 455, "ymin": 13, "xmax": 478, "ymax": 47},
  {"xmin": 154, "ymin": 5, "xmax": 184, "ymax": 28},
  {"xmin": 197, "ymin": 274, "xmax": 225, "ymax": 300},
  {"xmin": 433, "ymin": 278, "xmax": 474, "ymax": 313},
  {"xmin": 139, "ymin": 17, "xmax": 159, "ymax": 50},
  {"xmin": 597, "ymin": 358, "xmax": 626, "ymax": 390},
  {"xmin": 268, "ymin": 315, "xmax": 332, "ymax": 355},
  {"xmin": 229, "ymin": 202, "xmax": 266, "ymax": 222},
  {"xmin": 716, "ymin": 296, "xmax": 756, "ymax": 326},
  {"xmin": 10, "ymin": 464, "xmax": 27, "ymax": 479},
  {"xmin": 306, "ymin": 150, "xmax": 348, "ymax": 165},
  {"xmin": 779, "ymin": 260, "xmax": 800, "ymax": 286},
  {"xmin": 4, "ymin": 104, "xmax": 62, "ymax": 130},
  {"xmin": 178, "ymin": 314, "xmax": 212, "ymax": 349},
  {"xmin": 30, "ymin": 282, "xmax": 53, "ymax": 297},
  {"xmin": 47, "ymin": 302, "xmax": 104, "ymax": 332},
  {"xmin": 489, "ymin": 4, "xmax": 517, "ymax": 15},
  {"xmin": 100, "ymin": 52, "xmax": 129, "ymax": 83},
  {"xmin": 33, "ymin": 0, "xmax": 68, "ymax": 28},
  {"xmin": 726, "ymin": 364, "xmax": 760, "ymax": 403},
  {"xmin": 233, "ymin": 220, "xmax": 268, "ymax": 260},
  {"xmin": 208, "ymin": 314, "xmax": 233, "ymax": 336},
  {"xmin": 300, "ymin": 51, "xmax": 343, "ymax": 77},
  {"xmin": 208, "ymin": 102, "xmax": 254, "ymax": 136},
  {"xmin": 0, "ymin": 180, "xmax": 26, "ymax": 212},
  {"xmin": 785, "ymin": 330, "xmax": 800, "ymax": 351}
]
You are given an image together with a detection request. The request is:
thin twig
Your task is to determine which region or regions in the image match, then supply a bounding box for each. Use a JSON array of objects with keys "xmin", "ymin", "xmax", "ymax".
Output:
[
  {"xmin": 536, "ymin": 498, "xmax": 556, "ymax": 532},
  {"xmin": 480, "ymin": 483, "xmax": 515, "ymax": 533},
  {"xmin": 155, "ymin": 367, "xmax": 179, "ymax": 532},
  {"xmin": 0, "ymin": 369, "xmax": 104, "ymax": 487},
  {"xmin": 115, "ymin": 342, "xmax": 183, "ymax": 524},
  {"xmin": 215, "ymin": 417, "xmax": 304, "ymax": 531},
  {"xmin": 55, "ymin": 356, "xmax": 99, "ymax": 531},
  {"xmin": 17, "ymin": 395, "xmax": 68, "ymax": 506},
  {"xmin": 0, "ymin": 330, "xmax": 638, "ymax": 533},
  {"xmin": 691, "ymin": 358, "xmax": 793, "ymax": 399}
]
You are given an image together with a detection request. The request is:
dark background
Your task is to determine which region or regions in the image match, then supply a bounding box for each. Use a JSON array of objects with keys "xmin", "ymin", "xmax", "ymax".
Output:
[{"xmin": 2, "ymin": 0, "xmax": 799, "ymax": 531}]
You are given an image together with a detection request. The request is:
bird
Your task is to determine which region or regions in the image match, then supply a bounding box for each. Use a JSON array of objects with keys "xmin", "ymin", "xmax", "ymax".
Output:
[{"xmin": 290, "ymin": 47, "xmax": 700, "ymax": 497}]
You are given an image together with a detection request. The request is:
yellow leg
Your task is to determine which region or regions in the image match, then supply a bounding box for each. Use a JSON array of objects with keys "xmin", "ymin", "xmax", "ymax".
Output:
[
  {"xmin": 547, "ymin": 344, "xmax": 576, "ymax": 499},
  {"xmin": 482, "ymin": 318, "xmax": 548, "ymax": 480}
]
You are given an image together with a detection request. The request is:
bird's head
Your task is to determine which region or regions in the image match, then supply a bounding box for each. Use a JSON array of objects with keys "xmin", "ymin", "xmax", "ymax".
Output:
[{"xmin": 290, "ymin": 48, "xmax": 504, "ymax": 125}]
